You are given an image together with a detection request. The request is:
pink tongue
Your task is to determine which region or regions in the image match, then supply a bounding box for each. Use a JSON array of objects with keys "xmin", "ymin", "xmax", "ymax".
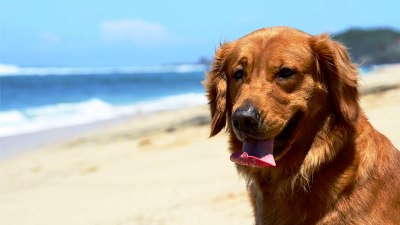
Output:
[{"xmin": 230, "ymin": 139, "xmax": 276, "ymax": 167}]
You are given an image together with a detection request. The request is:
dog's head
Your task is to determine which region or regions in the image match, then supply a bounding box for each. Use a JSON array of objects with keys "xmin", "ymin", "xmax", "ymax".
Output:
[{"xmin": 204, "ymin": 27, "xmax": 359, "ymax": 168}]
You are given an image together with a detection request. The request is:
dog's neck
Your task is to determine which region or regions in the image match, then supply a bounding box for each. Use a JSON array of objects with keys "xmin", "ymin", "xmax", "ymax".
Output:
[{"xmin": 294, "ymin": 113, "xmax": 357, "ymax": 187}]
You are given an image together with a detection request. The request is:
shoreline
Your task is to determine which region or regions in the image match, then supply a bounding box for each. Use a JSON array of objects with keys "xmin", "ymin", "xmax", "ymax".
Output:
[
  {"xmin": 1, "ymin": 118, "xmax": 134, "ymax": 159},
  {"xmin": 0, "ymin": 105, "xmax": 210, "ymax": 160}
]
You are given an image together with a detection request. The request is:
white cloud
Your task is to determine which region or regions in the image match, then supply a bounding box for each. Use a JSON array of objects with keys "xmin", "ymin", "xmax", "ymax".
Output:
[{"xmin": 100, "ymin": 19, "xmax": 177, "ymax": 45}]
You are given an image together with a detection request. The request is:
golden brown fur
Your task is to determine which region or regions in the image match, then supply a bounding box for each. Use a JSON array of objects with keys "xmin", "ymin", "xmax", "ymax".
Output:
[{"xmin": 204, "ymin": 27, "xmax": 400, "ymax": 225}]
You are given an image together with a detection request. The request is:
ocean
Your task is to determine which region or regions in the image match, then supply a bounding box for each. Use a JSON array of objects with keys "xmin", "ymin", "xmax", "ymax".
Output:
[{"xmin": 0, "ymin": 65, "xmax": 208, "ymax": 138}]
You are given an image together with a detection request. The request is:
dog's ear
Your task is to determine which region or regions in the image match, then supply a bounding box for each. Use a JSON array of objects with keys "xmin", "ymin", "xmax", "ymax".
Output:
[
  {"xmin": 311, "ymin": 34, "xmax": 360, "ymax": 124},
  {"xmin": 204, "ymin": 44, "xmax": 230, "ymax": 137}
]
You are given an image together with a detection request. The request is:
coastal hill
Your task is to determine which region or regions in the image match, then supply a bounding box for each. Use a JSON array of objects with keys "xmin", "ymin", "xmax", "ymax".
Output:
[
  {"xmin": 333, "ymin": 28, "xmax": 400, "ymax": 65},
  {"xmin": 197, "ymin": 28, "xmax": 400, "ymax": 68}
]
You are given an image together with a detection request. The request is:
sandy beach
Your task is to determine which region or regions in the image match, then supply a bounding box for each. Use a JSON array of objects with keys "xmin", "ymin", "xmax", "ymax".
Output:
[{"xmin": 1, "ymin": 65, "xmax": 399, "ymax": 225}]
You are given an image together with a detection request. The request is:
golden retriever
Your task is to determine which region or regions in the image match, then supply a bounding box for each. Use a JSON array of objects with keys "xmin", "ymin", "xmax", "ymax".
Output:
[{"xmin": 204, "ymin": 27, "xmax": 400, "ymax": 225}]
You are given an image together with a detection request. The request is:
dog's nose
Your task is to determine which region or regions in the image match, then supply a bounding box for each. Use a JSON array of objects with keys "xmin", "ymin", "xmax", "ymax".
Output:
[{"xmin": 232, "ymin": 105, "xmax": 260, "ymax": 132}]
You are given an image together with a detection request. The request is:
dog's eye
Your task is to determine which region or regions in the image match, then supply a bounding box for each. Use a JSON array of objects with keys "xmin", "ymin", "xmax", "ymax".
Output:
[
  {"xmin": 278, "ymin": 68, "xmax": 294, "ymax": 79},
  {"xmin": 233, "ymin": 69, "xmax": 244, "ymax": 81}
]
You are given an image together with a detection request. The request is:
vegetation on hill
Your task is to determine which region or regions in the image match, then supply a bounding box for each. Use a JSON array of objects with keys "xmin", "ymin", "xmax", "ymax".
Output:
[{"xmin": 333, "ymin": 28, "xmax": 400, "ymax": 65}]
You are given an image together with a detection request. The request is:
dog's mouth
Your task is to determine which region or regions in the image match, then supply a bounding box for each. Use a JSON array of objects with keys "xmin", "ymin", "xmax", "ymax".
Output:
[{"xmin": 230, "ymin": 111, "xmax": 302, "ymax": 168}]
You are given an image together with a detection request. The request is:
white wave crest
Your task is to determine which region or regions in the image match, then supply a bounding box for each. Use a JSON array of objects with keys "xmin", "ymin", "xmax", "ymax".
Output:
[
  {"xmin": 0, "ymin": 94, "xmax": 207, "ymax": 137},
  {"xmin": 0, "ymin": 64, "xmax": 208, "ymax": 76}
]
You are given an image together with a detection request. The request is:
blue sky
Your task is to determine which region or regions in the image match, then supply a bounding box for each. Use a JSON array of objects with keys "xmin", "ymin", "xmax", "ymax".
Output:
[{"xmin": 1, "ymin": 0, "xmax": 399, "ymax": 67}]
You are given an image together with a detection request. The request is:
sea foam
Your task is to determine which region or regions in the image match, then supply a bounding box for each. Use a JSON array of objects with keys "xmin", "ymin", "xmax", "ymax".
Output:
[
  {"xmin": 0, "ymin": 93, "xmax": 207, "ymax": 137},
  {"xmin": 0, "ymin": 64, "xmax": 208, "ymax": 76}
]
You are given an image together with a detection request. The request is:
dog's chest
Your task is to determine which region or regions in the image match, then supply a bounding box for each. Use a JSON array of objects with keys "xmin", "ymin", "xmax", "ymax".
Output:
[{"xmin": 251, "ymin": 183, "xmax": 321, "ymax": 225}]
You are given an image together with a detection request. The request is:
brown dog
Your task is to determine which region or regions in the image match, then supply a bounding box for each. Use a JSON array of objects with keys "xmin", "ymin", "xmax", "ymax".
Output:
[{"xmin": 204, "ymin": 27, "xmax": 400, "ymax": 225}]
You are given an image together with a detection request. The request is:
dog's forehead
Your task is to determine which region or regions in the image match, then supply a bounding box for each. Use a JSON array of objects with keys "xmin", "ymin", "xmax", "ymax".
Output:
[
  {"xmin": 232, "ymin": 28, "xmax": 313, "ymax": 66},
  {"xmin": 237, "ymin": 27, "xmax": 311, "ymax": 48}
]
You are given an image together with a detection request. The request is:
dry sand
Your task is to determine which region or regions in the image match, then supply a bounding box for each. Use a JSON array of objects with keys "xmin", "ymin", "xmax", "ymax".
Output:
[{"xmin": 1, "ymin": 66, "xmax": 399, "ymax": 225}]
